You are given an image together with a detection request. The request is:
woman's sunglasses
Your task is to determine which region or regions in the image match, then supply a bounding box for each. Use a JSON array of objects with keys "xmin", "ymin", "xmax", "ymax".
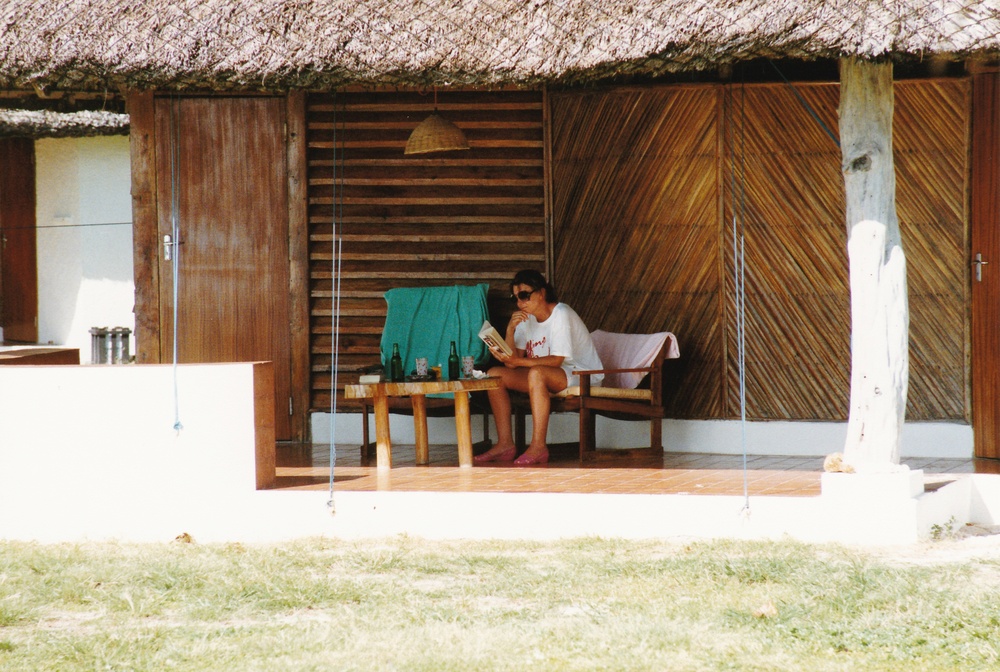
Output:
[{"xmin": 511, "ymin": 289, "xmax": 538, "ymax": 301}]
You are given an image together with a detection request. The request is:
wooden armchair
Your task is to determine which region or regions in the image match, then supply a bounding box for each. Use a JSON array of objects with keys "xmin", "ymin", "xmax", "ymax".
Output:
[{"xmin": 513, "ymin": 330, "xmax": 680, "ymax": 462}]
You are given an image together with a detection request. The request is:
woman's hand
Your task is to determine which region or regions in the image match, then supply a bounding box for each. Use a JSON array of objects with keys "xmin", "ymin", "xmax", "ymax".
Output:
[
  {"xmin": 490, "ymin": 346, "xmax": 520, "ymax": 368},
  {"xmin": 497, "ymin": 312, "xmax": 528, "ymax": 367},
  {"xmin": 507, "ymin": 311, "xmax": 529, "ymax": 334}
]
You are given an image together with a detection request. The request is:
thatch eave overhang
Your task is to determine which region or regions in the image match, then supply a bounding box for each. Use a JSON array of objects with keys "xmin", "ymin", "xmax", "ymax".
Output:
[
  {"xmin": 0, "ymin": 108, "xmax": 129, "ymax": 138},
  {"xmin": 1, "ymin": 1, "xmax": 998, "ymax": 94},
  {"xmin": 4, "ymin": 52, "xmax": 996, "ymax": 98}
]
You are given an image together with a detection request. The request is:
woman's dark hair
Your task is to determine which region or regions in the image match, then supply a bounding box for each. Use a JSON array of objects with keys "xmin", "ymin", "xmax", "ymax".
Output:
[{"xmin": 511, "ymin": 269, "xmax": 558, "ymax": 304}]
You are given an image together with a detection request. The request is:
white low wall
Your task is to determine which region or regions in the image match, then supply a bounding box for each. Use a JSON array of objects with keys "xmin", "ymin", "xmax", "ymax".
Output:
[
  {"xmin": 0, "ymin": 364, "xmax": 984, "ymax": 544},
  {"xmin": 969, "ymin": 474, "xmax": 1000, "ymax": 525},
  {"xmin": 312, "ymin": 412, "xmax": 973, "ymax": 460},
  {"xmin": 0, "ymin": 363, "xmax": 273, "ymax": 542}
]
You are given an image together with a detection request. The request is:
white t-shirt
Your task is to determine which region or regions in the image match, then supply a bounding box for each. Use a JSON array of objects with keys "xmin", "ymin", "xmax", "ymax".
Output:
[{"xmin": 513, "ymin": 303, "xmax": 604, "ymax": 387}]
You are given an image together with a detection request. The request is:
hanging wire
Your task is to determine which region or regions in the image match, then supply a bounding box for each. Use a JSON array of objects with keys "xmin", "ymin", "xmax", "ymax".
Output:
[
  {"xmin": 170, "ymin": 96, "xmax": 183, "ymax": 433},
  {"xmin": 327, "ymin": 91, "xmax": 344, "ymax": 513},
  {"xmin": 768, "ymin": 60, "xmax": 840, "ymax": 149},
  {"xmin": 726, "ymin": 74, "xmax": 750, "ymax": 517},
  {"xmin": 0, "ymin": 221, "xmax": 132, "ymax": 231}
]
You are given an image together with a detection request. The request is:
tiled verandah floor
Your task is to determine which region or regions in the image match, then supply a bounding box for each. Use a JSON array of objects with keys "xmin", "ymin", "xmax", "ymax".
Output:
[{"xmin": 274, "ymin": 443, "xmax": 1000, "ymax": 497}]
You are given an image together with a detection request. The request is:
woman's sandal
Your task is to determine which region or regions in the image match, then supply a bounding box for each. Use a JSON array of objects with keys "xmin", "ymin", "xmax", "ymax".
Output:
[
  {"xmin": 513, "ymin": 450, "xmax": 549, "ymax": 466},
  {"xmin": 473, "ymin": 446, "xmax": 517, "ymax": 464}
]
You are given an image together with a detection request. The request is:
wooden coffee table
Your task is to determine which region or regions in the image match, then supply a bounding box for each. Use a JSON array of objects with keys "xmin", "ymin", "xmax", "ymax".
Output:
[{"xmin": 345, "ymin": 378, "xmax": 499, "ymax": 469}]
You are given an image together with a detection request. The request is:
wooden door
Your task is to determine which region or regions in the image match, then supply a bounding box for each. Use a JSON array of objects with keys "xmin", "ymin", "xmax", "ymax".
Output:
[
  {"xmin": 154, "ymin": 97, "xmax": 292, "ymax": 438},
  {"xmin": 972, "ymin": 71, "xmax": 1000, "ymax": 460},
  {"xmin": 0, "ymin": 138, "xmax": 38, "ymax": 343}
]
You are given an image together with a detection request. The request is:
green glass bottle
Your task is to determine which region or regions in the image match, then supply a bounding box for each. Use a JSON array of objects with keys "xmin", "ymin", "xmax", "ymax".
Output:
[
  {"xmin": 390, "ymin": 343, "xmax": 404, "ymax": 382},
  {"xmin": 448, "ymin": 341, "xmax": 460, "ymax": 380}
]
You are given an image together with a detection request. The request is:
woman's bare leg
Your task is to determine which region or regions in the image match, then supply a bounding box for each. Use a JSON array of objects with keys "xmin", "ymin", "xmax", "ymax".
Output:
[
  {"xmin": 478, "ymin": 366, "xmax": 529, "ymax": 459},
  {"xmin": 522, "ymin": 366, "xmax": 568, "ymax": 458}
]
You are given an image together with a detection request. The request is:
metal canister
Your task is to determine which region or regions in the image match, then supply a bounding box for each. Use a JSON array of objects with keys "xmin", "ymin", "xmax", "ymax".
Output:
[
  {"xmin": 89, "ymin": 327, "xmax": 109, "ymax": 364},
  {"xmin": 111, "ymin": 327, "xmax": 132, "ymax": 364},
  {"xmin": 104, "ymin": 330, "xmax": 115, "ymax": 363}
]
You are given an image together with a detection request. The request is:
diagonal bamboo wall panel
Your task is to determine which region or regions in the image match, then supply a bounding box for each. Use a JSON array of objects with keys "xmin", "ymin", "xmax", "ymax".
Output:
[
  {"xmin": 721, "ymin": 83, "xmax": 849, "ymax": 420},
  {"xmin": 550, "ymin": 87, "xmax": 724, "ymax": 417},
  {"xmin": 306, "ymin": 90, "xmax": 546, "ymax": 410},
  {"xmin": 551, "ymin": 78, "xmax": 970, "ymax": 422},
  {"xmin": 894, "ymin": 79, "xmax": 970, "ymax": 421}
]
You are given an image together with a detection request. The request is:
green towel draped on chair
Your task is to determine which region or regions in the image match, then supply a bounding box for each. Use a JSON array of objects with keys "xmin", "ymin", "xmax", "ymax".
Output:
[
  {"xmin": 379, "ymin": 283, "xmax": 491, "ymax": 378},
  {"xmin": 358, "ymin": 283, "xmax": 493, "ymax": 461}
]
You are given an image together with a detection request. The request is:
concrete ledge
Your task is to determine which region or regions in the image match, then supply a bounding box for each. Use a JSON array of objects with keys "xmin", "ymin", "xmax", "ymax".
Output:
[
  {"xmin": 970, "ymin": 474, "xmax": 1000, "ymax": 524},
  {"xmin": 1, "ymin": 473, "xmax": 995, "ymax": 545},
  {"xmin": 917, "ymin": 478, "xmax": 972, "ymax": 538},
  {"xmin": 821, "ymin": 469, "xmax": 925, "ymax": 500},
  {"xmin": 815, "ymin": 470, "xmax": 931, "ymax": 545}
]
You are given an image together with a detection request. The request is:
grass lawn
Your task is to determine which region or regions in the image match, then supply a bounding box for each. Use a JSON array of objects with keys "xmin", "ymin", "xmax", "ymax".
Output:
[{"xmin": 2, "ymin": 536, "xmax": 999, "ymax": 671}]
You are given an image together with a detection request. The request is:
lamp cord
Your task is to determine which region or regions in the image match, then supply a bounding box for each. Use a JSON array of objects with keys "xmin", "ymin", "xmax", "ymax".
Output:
[
  {"xmin": 170, "ymin": 96, "xmax": 183, "ymax": 434},
  {"xmin": 327, "ymin": 92, "xmax": 344, "ymax": 512},
  {"xmin": 726, "ymin": 76, "xmax": 749, "ymax": 517}
]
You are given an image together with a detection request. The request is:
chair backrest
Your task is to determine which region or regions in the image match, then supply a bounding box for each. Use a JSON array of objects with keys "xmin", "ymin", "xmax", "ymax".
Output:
[
  {"xmin": 380, "ymin": 284, "xmax": 490, "ymax": 375},
  {"xmin": 589, "ymin": 330, "xmax": 674, "ymax": 389}
]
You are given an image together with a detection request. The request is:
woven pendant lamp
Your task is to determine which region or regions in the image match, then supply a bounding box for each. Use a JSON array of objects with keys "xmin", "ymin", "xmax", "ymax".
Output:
[{"xmin": 404, "ymin": 89, "xmax": 469, "ymax": 155}]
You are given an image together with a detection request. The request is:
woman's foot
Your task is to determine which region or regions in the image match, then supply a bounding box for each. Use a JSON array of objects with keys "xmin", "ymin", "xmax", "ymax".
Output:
[
  {"xmin": 474, "ymin": 445, "xmax": 517, "ymax": 464},
  {"xmin": 513, "ymin": 448, "xmax": 549, "ymax": 466}
]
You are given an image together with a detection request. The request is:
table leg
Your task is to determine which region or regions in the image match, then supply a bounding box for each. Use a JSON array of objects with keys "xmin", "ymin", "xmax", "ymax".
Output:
[
  {"xmin": 373, "ymin": 390, "xmax": 392, "ymax": 469},
  {"xmin": 412, "ymin": 394, "xmax": 429, "ymax": 465},
  {"xmin": 454, "ymin": 390, "xmax": 473, "ymax": 467}
]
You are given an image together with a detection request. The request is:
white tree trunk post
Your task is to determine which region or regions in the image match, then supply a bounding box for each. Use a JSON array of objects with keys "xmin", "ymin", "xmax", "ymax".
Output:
[{"xmin": 839, "ymin": 58, "xmax": 909, "ymax": 471}]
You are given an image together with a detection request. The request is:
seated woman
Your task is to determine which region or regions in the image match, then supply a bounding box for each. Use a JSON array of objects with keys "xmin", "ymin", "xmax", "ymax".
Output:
[{"xmin": 475, "ymin": 269, "xmax": 603, "ymax": 466}]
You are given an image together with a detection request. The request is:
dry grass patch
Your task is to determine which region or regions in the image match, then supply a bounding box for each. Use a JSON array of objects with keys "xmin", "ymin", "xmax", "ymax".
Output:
[{"xmin": 1, "ymin": 536, "xmax": 999, "ymax": 670}]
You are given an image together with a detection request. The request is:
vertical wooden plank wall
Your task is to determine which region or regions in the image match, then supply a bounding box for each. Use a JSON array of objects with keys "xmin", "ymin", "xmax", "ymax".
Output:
[
  {"xmin": 0, "ymin": 137, "xmax": 37, "ymax": 343},
  {"xmin": 306, "ymin": 90, "xmax": 547, "ymax": 410},
  {"xmin": 151, "ymin": 97, "xmax": 295, "ymax": 438},
  {"xmin": 971, "ymin": 68, "xmax": 1000, "ymax": 458},
  {"xmin": 127, "ymin": 91, "xmax": 160, "ymax": 363},
  {"xmin": 550, "ymin": 79, "xmax": 970, "ymax": 422},
  {"xmin": 286, "ymin": 91, "xmax": 311, "ymax": 439},
  {"xmin": 128, "ymin": 96, "xmax": 309, "ymax": 439}
]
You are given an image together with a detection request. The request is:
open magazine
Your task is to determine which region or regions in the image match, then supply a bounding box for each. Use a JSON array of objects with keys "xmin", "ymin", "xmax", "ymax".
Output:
[{"xmin": 478, "ymin": 320, "xmax": 513, "ymax": 357}]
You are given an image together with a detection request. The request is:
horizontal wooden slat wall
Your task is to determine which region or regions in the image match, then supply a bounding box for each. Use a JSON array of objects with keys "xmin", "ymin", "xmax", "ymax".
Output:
[
  {"xmin": 306, "ymin": 90, "xmax": 546, "ymax": 410},
  {"xmin": 551, "ymin": 79, "xmax": 970, "ymax": 421}
]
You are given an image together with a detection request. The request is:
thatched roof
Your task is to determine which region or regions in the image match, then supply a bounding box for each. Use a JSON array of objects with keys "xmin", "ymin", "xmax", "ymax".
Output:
[
  {"xmin": 0, "ymin": 109, "xmax": 128, "ymax": 138},
  {"xmin": 1, "ymin": 1, "xmax": 998, "ymax": 92}
]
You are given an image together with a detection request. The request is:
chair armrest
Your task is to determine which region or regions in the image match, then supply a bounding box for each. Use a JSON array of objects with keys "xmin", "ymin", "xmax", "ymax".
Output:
[
  {"xmin": 575, "ymin": 367, "xmax": 654, "ymax": 396},
  {"xmin": 573, "ymin": 366, "xmax": 654, "ymax": 376},
  {"xmin": 575, "ymin": 364, "xmax": 661, "ymax": 400}
]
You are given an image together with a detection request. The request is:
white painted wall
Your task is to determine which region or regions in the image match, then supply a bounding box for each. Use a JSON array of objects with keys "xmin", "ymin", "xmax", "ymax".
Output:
[
  {"xmin": 311, "ymin": 412, "xmax": 974, "ymax": 460},
  {"xmin": 0, "ymin": 362, "xmax": 984, "ymax": 543},
  {"xmin": 34, "ymin": 135, "xmax": 133, "ymax": 361}
]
